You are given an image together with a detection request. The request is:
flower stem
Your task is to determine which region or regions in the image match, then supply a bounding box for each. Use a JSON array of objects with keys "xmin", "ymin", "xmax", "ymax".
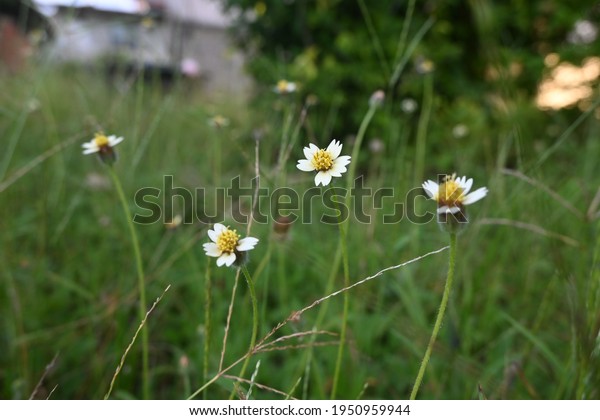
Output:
[
  {"xmin": 107, "ymin": 166, "xmax": 149, "ymax": 400},
  {"xmin": 203, "ymin": 257, "xmax": 212, "ymax": 400},
  {"xmin": 410, "ymin": 232, "xmax": 457, "ymax": 400},
  {"xmin": 330, "ymin": 101, "xmax": 379, "ymax": 399},
  {"xmin": 231, "ymin": 265, "xmax": 259, "ymax": 398}
]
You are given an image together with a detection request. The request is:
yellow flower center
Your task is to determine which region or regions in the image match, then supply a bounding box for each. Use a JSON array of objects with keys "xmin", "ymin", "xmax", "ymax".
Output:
[
  {"xmin": 437, "ymin": 175, "xmax": 464, "ymax": 207},
  {"xmin": 311, "ymin": 149, "xmax": 334, "ymax": 171},
  {"xmin": 217, "ymin": 228, "xmax": 240, "ymax": 254},
  {"xmin": 94, "ymin": 133, "xmax": 109, "ymax": 148},
  {"xmin": 277, "ymin": 80, "xmax": 290, "ymax": 92}
]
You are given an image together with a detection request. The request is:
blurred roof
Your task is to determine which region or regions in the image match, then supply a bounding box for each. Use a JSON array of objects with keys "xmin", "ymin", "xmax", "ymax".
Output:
[
  {"xmin": 34, "ymin": 0, "xmax": 150, "ymax": 15},
  {"xmin": 34, "ymin": 0, "xmax": 233, "ymax": 28}
]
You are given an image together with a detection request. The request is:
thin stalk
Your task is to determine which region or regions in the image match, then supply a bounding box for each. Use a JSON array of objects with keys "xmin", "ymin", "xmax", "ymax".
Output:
[
  {"xmin": 413, "ymin": 73, "xmax": 433, "ymax": 187},
  {"xmin": 107, "ymin": 166, "xmax": 149, "ymax": 399},
  {"xmin": 330, "ymin": 101, "xmax": 379, "ymax": 399},
  {"xmin": 410, "ymin": 233, "xmax": 457, "ymax": 399},
  {"xmin": 203, "ymin": 257, "xmax": 212, "ymax": 399},
  {"xmin": 229, "ymin": 265, "xmax": 259, "ymax": 398}
]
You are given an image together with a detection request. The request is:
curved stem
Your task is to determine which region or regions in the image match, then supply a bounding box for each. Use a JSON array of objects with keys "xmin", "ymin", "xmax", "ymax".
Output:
[
  {"xmin": 107, "ymin": 166, "xmax": 149, "ymax": 400},
  {"xmin": 410, "ymin": 233, "xmax": 457, "ymax": 400},
  {"xmin": 230, "ymin": 265, "xmax": 259, "ymax": 398}
]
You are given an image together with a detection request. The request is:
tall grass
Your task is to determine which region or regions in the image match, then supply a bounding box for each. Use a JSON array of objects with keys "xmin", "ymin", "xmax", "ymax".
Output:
[{"xmin": 1, "ymin": 37, "xmax": 599, "ymax": 400}]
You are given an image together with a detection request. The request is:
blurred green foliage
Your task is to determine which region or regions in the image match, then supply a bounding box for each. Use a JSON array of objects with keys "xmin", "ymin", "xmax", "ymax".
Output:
[{"xmin": 223, "ymin": 0, "xmax": 600, "ymax": 149}]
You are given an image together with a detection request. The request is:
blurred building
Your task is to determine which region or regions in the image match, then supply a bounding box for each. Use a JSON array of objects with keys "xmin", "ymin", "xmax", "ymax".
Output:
[{"xmin": 33, "ymin": 0, "xmax": 250, "ymax": 94}]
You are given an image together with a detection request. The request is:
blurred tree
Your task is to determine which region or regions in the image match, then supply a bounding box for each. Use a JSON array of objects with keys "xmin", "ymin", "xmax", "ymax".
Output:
[{"xmin": 222, "ymin": 0, "xmax": 600, "ymax": 150}]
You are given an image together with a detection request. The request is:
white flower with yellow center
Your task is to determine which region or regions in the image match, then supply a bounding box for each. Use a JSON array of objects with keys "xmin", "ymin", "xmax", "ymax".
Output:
[
  {"xmin": 82, "ymin": 133, "xmax": 124, "ymax": 155},
  {"xmin": 274, "ymin": 79, "xmax": 297, "ymax": 94},
  {"xmin": 422, "ymin": 174, "xmax": 488, "ymax": 214},
  {"xmin": 203, "ymin": 223, "xmax": 259, "ymax": 267},
  {"xmin": 296, "ymin": 139, "xmax": 351, "ymax": 186}
]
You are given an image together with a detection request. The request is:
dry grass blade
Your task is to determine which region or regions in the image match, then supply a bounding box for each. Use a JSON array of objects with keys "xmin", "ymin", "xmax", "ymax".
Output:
[
  {"xmin": 256, "ymin": 341, "xmax": 339, "ymax": 353},
  {"xmin": 104, "ymin": 285, "xmax": 171, "ymax": 400},
  {"xmin": 587, "ymin": 186, "xmax": 600, "ymax": 221},
  {"xmin": 222, "ymin": 374, "xmax": 298, "ymax": 399},
  {"xmin": 0, "ymin": 134, "xmax": 81, "ymax": 193},
  {"xmin": 187, "ymin": 246, "xmax": 449, "ymax": 399},
  {"xmin": 501, "ymin": 168, "xmax": 583, "ymax": 218},
  {"xmin": 257, "ymin": 330, "xmax": 337, "ymax": 352},
  {"xmin": 219, "ymin": 272, "xmax": 241, "ymax": 371},
  {"xmin": 29, "ymin": 352, "xmax": 59, "ymax": 400},
  {"xmin": 258, "ymin": 246, "xmax": 450, "ymax": 347},
  {"xmin": 477, "ymin": 218, "xmax": 580, "ymax": 247}
]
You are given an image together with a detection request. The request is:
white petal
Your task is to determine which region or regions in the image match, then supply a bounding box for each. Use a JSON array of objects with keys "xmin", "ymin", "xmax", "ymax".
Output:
[
  {"xmin": 461, "ymin": 178, "xmax": 473, "ymax": 195},
  {"xmin": 303, "ymin": 144, "xmax": 319, "ymax": 160},
  {"xmin": 213, "ymin": 223, "xmax": 226, "ymax": 235},
  {"xmin": 203, "ymin": 242, "xmax": 222, "ymax": 257},
  {"xmin": 437, "ymin": 206, "xmax": 461, "ymax": 214},
  {"xmin": 108, "ymin": 136, "xmax": 124, "ymax": 147},
  {"xmin": 237, "ymin": 237, "xmax": 259, "ymax": 251},
  {"xmin": 82, "ymin": 141, "xmax": 95, "ymax": 149},
  {"xmin": 330, "ymin": 161, "xmax": 348, "ymax": 176},
  {"xmin": 333, "ymin": 155, "xmax": 351, "ymax": 167},
  {"xmin": 297, "ymin": 159, "xmax": 315, "ymax": 172},
  {"xmin": 315, "ymin": 171, "xmax": 332, "ymax": 186},
  {"xmin": 422, "ymin": 180, "xmax": 439, "ymax": 199},
  {"xmin": 83, "ymin": 148, "xmax": 99, "ymax": 155},
  {"xmin": 462, "ymin": 187, "xmax": 488, "ymax": 205},
  {"xmin": 217, "ymin": 253, "xmax": 236, "ymax": 267},
  {"xmin": 207, "ymin": 229, "xmax": 219, "ymax": 243},
  {"xmin": 326, "ymin": 139, "xmax": 342, "ymax": 159}
]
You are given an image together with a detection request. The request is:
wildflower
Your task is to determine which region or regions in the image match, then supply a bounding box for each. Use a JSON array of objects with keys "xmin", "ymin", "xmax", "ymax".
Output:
[
  {"xmin": 452, "ymin": 124, "xmax": 469, "ymax": 139},
  {"xmin": 415, "ymin": 56, "xmax": 435, "ymax": 74},
  {"xmin": 274, "ymin": 79, "xmax": 297, "ymax": 94},
  {"xmin": 82, "ymin": 133, "xmax": 123, "ymax": 165},
  {"xmin": 208, "ymin": 115, "xmax": 230, "ymax": 128},
  {"xmin": 203, "ymin": 223, "xmax": 259, "ymax": 267},
  {"xmin": 369, "ymin": 90, "xmax": 385, "ymax": 108},
  {"xmin": 368, "ymin": 138, "xmax": 385, "ymax": 154},
  {"xmin": 165, "ymin": 215, "xmax": 183, "ymax": 231},
  {"xmin": 401, "ymin": 98, "xmax": 418, "ymax": 114},
  {"xmin": 296, "ymin": 139, "xmax": 351, "ymax": 186},
  {"xmin": 422, "ymin": 174, "xmax": 488, "ymax": 232}
]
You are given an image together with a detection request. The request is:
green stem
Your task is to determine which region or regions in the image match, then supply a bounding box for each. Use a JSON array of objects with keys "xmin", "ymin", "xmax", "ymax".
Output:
[
  {"xmin": 410, "ymin": 233, "xmax": 457, "ymax": 400},
  {"xmin": 231, "ymin": 265, "xmax": 259, "ymax": 398},
  {"xmin": 107, "ymin": 166, "xmax": 149, "ymax": 400},
  {"xmin": 330, "ymin": 102, "xmax": 379, "ymax": 399},
  {"xmin": 203, "ymin": 257, "xmax": 212, "ymax": 399}
]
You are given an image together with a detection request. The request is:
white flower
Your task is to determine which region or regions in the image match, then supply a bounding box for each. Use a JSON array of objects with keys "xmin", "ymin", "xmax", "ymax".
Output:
[
  {"xmin": 82, "ymin": 133, "xmax": 124, "ymax": 155},
  {"xmin": 203, "ymin": 223, "xmax": 259, "ymax": 267},
  {"xmin": 422, "ymin": 174, "xmax": 488, "ymax": 214},
  {"xmin": 208, "ymin": 115, "xmax": 230, "ymax": 128},
  {"xmin": 401, "ymin": 98, "xmax": 418, "ymax": 114},
  {"xmin": 274, "ymin": 79, "xmax": 296, "ymax": 94},
  {"xmin": 296, "ymin": 139, "xmax": 351, "ymax": 186}
]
